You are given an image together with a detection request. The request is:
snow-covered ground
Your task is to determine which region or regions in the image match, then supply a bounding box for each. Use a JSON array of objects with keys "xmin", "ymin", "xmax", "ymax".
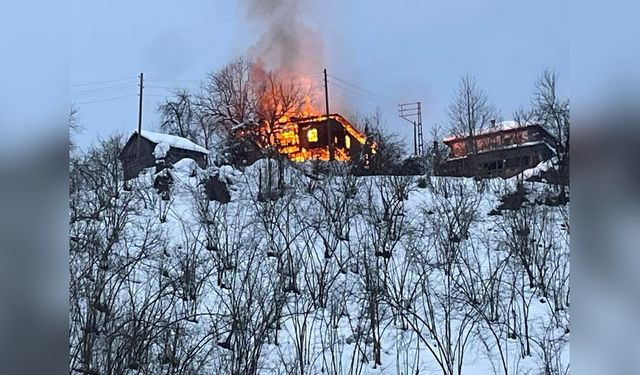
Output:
[{"xmin": 70, "ymin": 152, "xmax": 569, "ymax": 374}]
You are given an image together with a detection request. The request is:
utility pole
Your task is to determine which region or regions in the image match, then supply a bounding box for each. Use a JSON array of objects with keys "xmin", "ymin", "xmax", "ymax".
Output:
[
  {"xmin": 398, "ymin": 101, "xmax": 424, "ymax": 155},
  {"xmin": 135, "ymin": 72, "xmax": 144, "ymax": 162},
  {"xmin": 324, "ymin": 68, "xmax": 334, "ymax": 161},
  {"xmin": 137, "ymin": 72, "xmax": 144, "ymax": 134}
]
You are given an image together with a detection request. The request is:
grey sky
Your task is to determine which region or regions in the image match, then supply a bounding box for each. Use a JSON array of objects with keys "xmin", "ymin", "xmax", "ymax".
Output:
[{"xmin": 70, "ymin": 0, "xmax": 569, "ymax": 150}]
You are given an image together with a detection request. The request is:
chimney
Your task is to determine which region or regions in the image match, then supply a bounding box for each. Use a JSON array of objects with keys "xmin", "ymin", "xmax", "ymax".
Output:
[{"xmin": 490, "ymin": 119, "xmax": 496, "ymax": 127}]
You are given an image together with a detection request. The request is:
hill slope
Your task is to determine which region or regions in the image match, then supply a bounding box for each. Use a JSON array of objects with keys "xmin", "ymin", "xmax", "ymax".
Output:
[{"xmin": 70, "ymin": 150, "xmax": 569, "ymax": 374}]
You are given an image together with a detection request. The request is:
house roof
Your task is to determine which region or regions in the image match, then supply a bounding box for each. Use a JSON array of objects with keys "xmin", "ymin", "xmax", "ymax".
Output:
[
  {"xmin": 293, "ymin": 113, "xmax": 367, "ymax": 144},
  {"xmin": 443, "ymin": 121, "xmax": 543, "ymax": 143},
  {"xmin": 445, "ymin": 140, "xmax": 555, "ymax": 161},
  {"xmin": 137, "ymin": 130, "xmax": 209, "ymax": 154}
]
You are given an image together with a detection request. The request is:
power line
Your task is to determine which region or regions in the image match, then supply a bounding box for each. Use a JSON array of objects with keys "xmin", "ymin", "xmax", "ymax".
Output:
[
  {"xmin": 145, "ymin": 76, "xmax": 201, "ymax": 83},
  {"xmin": 145, "ymin": 85, "xmax": 197, "ymax": 89},
  {"xmin": 294, "ymin": 72, "xmax": 324, "ymax": 81},
  {"xmin": 328, "ymin": 73, "xmax": 399, "ymax": 104},
  {"xmin": 70, "ymin": 77, "xmax": 137, "ymax": 87},
  {"xmin": 329, "ymin": 74, "xmax": 395, "ymax": 102},
  {"xmin": 71, "ymin": 82, "xmax": 137, "ymax": 93},
  {"xmin": 147, "ymin": 85, "xmax": 202, "ymax": 93},
  {"xmin": 328, "ymin": 80, "xmax": 397, "ymax": 109},
  {"xmin": 329, "ymin": 81, "xmax": 397, "ymax": 113},
  {"xmin": 145, "ymin": 78, "xmax": 203, "ymax": 87},
  {"xmin": 329, "ymin": 83, "xmax": 381, "ymax": 107},
  {"xmin": 73, "ymin": 95, "xmax": 136, "ymax": 105},
  {"xmin": 71, "ymin": 84, "xmax": 138, "ymax": 98},
  {"xmin": 330, "ymin": 88, "xmax": 395, "ymax": 116}
]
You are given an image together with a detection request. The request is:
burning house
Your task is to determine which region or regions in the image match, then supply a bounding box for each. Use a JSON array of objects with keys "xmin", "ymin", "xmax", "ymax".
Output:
[
  {"xmin": 223, "ymin": 0, "xmax": 374, "ymax": 164},
  {"xmin": 267, "ymin": 113, "xmax": 368, "ymax": 162},
  {"xmin": 436, "ymin": 121, "xmax": 556, "ymax": 178},
  {"xmin": 237, "ymin": 112, "xmax": 371, "ymax": 163}
]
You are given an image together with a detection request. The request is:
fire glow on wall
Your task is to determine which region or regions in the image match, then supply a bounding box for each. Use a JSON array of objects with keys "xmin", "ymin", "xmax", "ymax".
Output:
[{"xmin": 259, "ymin": 113, "xmax": 368, "ymax": 162}]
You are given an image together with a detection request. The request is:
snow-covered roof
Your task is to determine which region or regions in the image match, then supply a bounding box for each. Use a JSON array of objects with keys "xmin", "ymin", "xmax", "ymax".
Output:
[
  {"xmin": 443, "ymin": 120, "xmax": 538, "ymax": 142},
  {"xmin": 445, "ymin": 140, "xmax": 554, "ymax": 161},
  {"xmin": 138, "ymin": 130, "xmax": 209, "ymax": 155},
  {"xmin": 496, "ymin": 120, "xmax": 536, "ymax": 129}
]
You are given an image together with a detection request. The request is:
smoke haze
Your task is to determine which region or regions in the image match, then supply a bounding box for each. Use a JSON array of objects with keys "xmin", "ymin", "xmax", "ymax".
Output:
[{"xmin": 241, "ymin": 0, "xmax": 325, "ymax": 77}]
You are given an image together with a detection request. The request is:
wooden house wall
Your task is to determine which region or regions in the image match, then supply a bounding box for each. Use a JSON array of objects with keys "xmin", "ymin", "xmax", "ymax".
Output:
[
  {"xmin": 445, "ymin": 126, "xmax": 554, "ymax": 158},
  {"xmin": 119, "ymin": 134, "xmax": 208, "ymax": 180},
  {"xmin": 438, "ymin": 143, "xmax": 554, "ymax": 178},
  {"xmin": 119, "ymin": 136, "xmax": 157, "ymax": 180},
  {"xmin": 297, "ymin": 119, "xmax": 363, "ymax": 155}
]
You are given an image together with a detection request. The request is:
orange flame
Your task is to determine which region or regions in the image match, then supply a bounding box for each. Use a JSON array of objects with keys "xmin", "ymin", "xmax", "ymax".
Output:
[
  {"xmin": 241, "ymin": 64, "xmax": 372, "ymax": 162},
  {"xmin": 262, "ymin": 113, "xmax": 368, "ymax": 162}
]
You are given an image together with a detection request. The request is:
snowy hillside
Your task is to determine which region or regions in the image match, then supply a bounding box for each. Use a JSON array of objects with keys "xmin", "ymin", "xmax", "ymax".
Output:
[{"xmin": 69, "ymin": 141, "xmax": 569, "ymax": 375}]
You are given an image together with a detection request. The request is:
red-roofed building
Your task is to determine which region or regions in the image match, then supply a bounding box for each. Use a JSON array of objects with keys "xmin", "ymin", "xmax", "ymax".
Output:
[{"xmin": 436, "ymin": 121, "xmax": 556, "ymax": 178}]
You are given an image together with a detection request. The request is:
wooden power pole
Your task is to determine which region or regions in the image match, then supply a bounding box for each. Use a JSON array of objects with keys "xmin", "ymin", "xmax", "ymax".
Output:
[
  {"xmin": 135, "ymin": 72, "xmax": 144, "ymax": 161},
  {"xmin": 137, "ymin": 72, "xmax": 144, "ymax": 134},
  {"xmin": 324, "ymin": 69, "xmax": 334, "ymax": 161}
]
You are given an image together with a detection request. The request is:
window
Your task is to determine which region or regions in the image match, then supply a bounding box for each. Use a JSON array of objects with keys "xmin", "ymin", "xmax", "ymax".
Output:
[
  {"xmin": 345, "ymin": 135, "xmax": 351, "ymax": 149},
  {"xmin": 503, "ymin": 135, "xmax": 513, "ymax": 146},
  {"xmin": 307, "ymin": 128, "xmax": 318, "ymax": 142}
]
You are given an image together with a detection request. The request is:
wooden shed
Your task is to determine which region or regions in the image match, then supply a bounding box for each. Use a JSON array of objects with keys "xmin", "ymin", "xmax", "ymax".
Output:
[{"xmin": 118, "ymin": 130, "xmax": 209, "ymax": 180}]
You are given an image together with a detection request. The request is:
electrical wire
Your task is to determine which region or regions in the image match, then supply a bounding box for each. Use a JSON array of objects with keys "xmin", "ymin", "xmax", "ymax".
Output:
[
  {"xmin": 330, "ymin": 88, "xmax": 395, "ymax": 116},
  {"xmin": 73, "ymin": 95, "xmax": 136, "ymax": 105},
  {"xmin": 71, "ymin": 85, "xmax": 138, "ymax": 98},
  {"xmin": 294, "ymin": 72, "xmax": 324, "ymax": 80},
  {"xmin": 328, "ymin": 73, "xmax": 400, "ymax": 104},
  {"xmin": 145, "ymin": 76, "xmax": 201, "ymax": 84},
  {"xmin": 70, "ymin": 77, "xmax": 137, "ymax": 87},
  {"xmin": 71, "ymin": 81, "xmax": 137, "ymax": 93},
  {"xmin": 329, "ymin": 80, "xmax": 397, "ymax": 110},
  {"xmin": 329, "ymin": 81, "xmax": 397, "ymax": 113},
  {"xmin": 145, "ymin": 85, "xmax": 197, "ymax": 90}
]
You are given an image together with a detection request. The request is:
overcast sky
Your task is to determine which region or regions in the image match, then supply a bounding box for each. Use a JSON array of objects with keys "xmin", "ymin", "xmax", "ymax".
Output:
[{"xmin": 69, "ymin": 0, "xmax": 569, "ymax": 150}]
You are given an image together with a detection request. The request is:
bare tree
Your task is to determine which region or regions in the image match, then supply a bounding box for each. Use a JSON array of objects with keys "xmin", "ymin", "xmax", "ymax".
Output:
[
  {"xmin": 531, "ymin": 69, "xmax": 570, "ymax": 182},
  {"xmin": 355, "ymin": 110, "xmax": 406, "ymax": 174},
  {"xmin": 513, "ymin": 106, "xmax": 536, "ymax": 128},
  {"xmin": 158, "ymin": 90, "xmax": 197, "ymax": 140},
  {"xmin": 200, "ymin": 56, "xmax": 258, "ymax": 128},
  {"xmin": 425, "ymin": 122, "xmax": 449, "ymax": 175},
  {"xmin": 253, "ymin": 69, "xmax": 308, "ymax": 126},
  {"xmin": 447, "ymin": 74, "xmax": 498, "ymax": 156},
  {"xmin": 69, "ymin": 105, "xmax": 83, "ymax": 152},
  {"xmin": 383, "ymin": 178, "xmax": 484, "ymax": 375},
  {"xmin": 69, "ymin": 135, "xmax": 166, "ymax": 374}
]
